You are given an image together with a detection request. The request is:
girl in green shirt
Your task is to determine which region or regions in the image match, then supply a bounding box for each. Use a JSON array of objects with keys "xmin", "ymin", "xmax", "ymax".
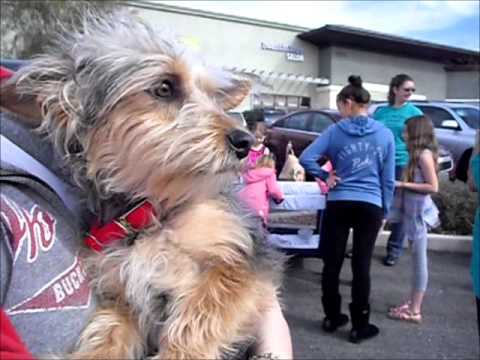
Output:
[{"xmin": 374, "ymin": 74, "xmax": 423, "ymax": 266}]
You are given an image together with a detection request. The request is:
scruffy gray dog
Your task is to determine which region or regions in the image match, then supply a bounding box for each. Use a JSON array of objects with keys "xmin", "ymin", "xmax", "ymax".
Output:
[{"xmin": 14, "ymin": 11, "xmax": 283, "ymax": 360}]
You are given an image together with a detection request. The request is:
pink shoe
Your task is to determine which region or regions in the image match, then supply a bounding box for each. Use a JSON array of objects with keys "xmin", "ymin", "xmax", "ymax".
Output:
[
  {"xmin": 388, "ymin": 301, "xmax": 411, "ymax": 315},
  {"xmin": 388, "ymin": 306, "xmax": 422, "ymax": 324}
]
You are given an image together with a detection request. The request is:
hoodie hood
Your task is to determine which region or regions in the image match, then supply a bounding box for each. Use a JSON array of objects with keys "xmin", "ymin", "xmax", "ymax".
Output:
[
  {"xmin": 337, "ymin": 115, "xmax": 383, "ymax": 136},
  {"xmin": 243, "ymin": 168, "xmax": 275, "ymax": 184}
]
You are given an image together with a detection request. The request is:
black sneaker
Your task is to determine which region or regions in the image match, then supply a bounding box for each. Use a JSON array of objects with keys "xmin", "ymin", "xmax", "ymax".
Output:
[
  {"xmin": 349, "ymin": 324, "xmax": 379, "ymax": 343},
  {"xmin": 322, "ymin": 313, "xmax": 349, "ymax": 333},
  {"xmin": 383, "ymin": 255, "xmax": 396, "ymax": 266}
]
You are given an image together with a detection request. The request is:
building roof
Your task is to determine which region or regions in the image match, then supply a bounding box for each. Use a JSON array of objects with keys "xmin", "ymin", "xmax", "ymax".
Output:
[
  {"xmin": 298, "ymin": 25, "xmax": 480, "ymax": 65},
  {"xmin": 126, "ymin": 1, "xmax": 309, "ymax": 32},
  {"xmin": 128, "ymin": 2, "xmax": 479, "ymax": 65}
]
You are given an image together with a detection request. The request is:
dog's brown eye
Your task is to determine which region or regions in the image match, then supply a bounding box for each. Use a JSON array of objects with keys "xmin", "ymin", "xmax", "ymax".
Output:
[{"xmin": 152, "ymin": 80, "xmax": 174, "ymax": 98}]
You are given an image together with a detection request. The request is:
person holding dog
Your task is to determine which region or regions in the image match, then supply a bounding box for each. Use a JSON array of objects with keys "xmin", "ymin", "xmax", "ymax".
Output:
[
  {"xmin": 300, "ymin": 75, "xmax": 395, "ymax": 343},
  {"xmin": 468, "ymin": 129, "xmax": 480, "ymax": 345},
  {"xmin": 375, "ymin": 74, "xmax": 423, "ymax": 267},
  {"xmin": 0, "ymin": 62, "xmax": 292, "ymax": 359}
]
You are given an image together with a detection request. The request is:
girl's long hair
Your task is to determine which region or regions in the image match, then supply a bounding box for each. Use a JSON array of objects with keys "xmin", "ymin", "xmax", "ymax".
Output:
[
  {"xmin": 404, "ymin": 115, "xmax": 438, "ymax": 182},
  {"xmin": 255, "ymin": 153, "xmax": 276, "ymax": 169},
  {"xmin": 388, "ymin": 74, "xmax": 414, "ymax": 105}
]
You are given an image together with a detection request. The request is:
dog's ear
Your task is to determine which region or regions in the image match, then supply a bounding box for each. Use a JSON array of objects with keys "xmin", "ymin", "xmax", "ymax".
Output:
[
  {"xmin": 217, "ymin": 77, "xmax": 252, "ymax": 111},
  {"xmin": 15, "ymin": 56, "xmax": 83, "ymax": 155},
  {"xmin": 0, "ymin": 83, "xmax": 43, "ymax": 127}
]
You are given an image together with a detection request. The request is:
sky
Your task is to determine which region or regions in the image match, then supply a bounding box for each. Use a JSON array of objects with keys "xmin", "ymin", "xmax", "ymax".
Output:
[{"xmin": 155, "ymin": 0, "xmax": 480, "ymax": 51}]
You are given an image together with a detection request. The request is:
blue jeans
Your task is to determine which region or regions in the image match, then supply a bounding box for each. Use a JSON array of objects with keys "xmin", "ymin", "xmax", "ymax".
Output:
[{"xmin": 386, "ymin": 165, "xmax": 406, "ymax": 259}]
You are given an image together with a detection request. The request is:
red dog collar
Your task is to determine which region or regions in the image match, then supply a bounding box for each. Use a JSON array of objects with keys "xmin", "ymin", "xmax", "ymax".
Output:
[{"xmin": 84, "ymin": 200, "xmax": 156, "ymax": 252}]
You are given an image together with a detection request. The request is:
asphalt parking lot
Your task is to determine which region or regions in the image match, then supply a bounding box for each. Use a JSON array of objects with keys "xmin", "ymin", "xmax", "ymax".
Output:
[{"xmin": 282, "ymin": 248, "xmax": 478, "ymax": 359}]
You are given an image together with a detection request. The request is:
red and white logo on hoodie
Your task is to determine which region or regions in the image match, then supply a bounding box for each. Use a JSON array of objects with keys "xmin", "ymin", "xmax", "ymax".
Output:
[{"xmin": 1, "ymin": 195, "xmax": 92, "ymax": 314}]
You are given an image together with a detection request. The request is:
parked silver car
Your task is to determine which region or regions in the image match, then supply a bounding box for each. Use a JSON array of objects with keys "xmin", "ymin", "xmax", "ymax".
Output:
[
  {"xmin": 370, "ymin": 102, "xmax": 478, "ymax": 181},
  {"xmin": 266, "ymin": 108, "xmax": 452, "ymax": 178}
]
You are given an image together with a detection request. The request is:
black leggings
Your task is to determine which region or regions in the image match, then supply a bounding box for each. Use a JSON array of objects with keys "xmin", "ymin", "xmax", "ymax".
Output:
[{"xmin": 321, "ymin": 201, "xmax": 383, "ymax": 309}]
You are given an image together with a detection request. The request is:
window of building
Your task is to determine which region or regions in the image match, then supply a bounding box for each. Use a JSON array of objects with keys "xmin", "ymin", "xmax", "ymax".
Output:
[
  {"xmin": 275, "ymin": 95, "xmax": 287, "ymax": 108},
  {"xmin": 262, "ymin": 94, "xmax": 274, "ymax": 107},
  {"xmin": 300, "ymin": 97, "xmax": 311, "ymax": 108},
  {"xmin": 287, "ymin": 96, "xmax": 298, "ymax": 109},
  {"xmin": 256, "ymin": 94, "xmax": 311, "ymax": 112},
  {"xmin": 253, "ymin": 94, "xmax": 262, "ymax": 108}
]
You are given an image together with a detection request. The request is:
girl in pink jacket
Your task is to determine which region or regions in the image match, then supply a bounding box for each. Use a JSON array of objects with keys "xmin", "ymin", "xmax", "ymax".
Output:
[{"xmin": 239, "ymin": 154, "xmax": 284, "ymax": 225}]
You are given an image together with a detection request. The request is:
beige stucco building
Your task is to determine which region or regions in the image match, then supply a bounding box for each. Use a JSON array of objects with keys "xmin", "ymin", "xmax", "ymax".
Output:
[{"xmin": 127, "ymin": 1, "xmax": 480, "ymax": 111}]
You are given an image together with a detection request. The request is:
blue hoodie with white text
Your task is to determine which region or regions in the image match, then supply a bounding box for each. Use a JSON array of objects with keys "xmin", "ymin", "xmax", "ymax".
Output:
[{"xmin": 299, "ymin": 116, "xmax": 395, "ymax": 215}]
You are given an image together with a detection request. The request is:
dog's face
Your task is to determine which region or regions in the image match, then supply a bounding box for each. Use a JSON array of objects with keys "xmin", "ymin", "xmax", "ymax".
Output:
[
  {"xmin": 83, "ymin": 51, "xmax": 254, "ymax": 203},
  {"xmin": 15, "ymin": 12, "xmax": 254, "ymax": 204}
]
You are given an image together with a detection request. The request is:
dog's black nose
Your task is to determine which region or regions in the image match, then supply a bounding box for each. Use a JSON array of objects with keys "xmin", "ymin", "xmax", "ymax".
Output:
[{"xmin": 227, "ymin": 129, "xmax": 254, "ymax": 159}]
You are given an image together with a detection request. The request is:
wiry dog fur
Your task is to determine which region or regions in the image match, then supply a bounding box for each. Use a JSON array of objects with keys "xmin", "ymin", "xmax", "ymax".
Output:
[{"xmin": 14, "ymin": 11, "xmax": 283, "ymax": 360}]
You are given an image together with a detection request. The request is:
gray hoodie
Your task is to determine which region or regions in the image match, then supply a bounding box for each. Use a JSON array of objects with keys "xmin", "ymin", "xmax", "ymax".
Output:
[{"xmin": 0, "ymin": 112, "xmax": 97, "ymax": 356}]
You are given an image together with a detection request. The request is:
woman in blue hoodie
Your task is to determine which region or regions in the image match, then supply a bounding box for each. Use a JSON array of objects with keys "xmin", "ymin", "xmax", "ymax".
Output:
[{"xmin": 300, "ymin": 75, "xmax": 395, "ymax": 344}]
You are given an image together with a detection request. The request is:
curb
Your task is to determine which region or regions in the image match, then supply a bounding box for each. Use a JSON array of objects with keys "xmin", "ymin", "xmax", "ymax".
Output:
[
  {"xmin": 376, "ymin": 230, "xmax": 472, "ymax": 254},
  {"xmin": 269, "ymin": 217, "xmax": 473, "ymax": 254}
]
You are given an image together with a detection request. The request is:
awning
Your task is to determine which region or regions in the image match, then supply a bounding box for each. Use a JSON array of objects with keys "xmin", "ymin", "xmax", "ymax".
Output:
[
  {"xmin": 298, "ymin": 25, "xmax": 480, "ymax": 65},
  {"xmin": 224, "ymin": 66, "xmax": 330, "ymax": 85}
]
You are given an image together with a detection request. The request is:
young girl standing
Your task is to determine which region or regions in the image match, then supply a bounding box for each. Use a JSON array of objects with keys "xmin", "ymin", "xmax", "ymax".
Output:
[
  {"xmin": 239, "ymin": 153, "xmax": 284, "ymax": 225},
  {"xmin": 300, "ymin": 75, "xmax": 395, "ymax": 343},
  {"xmin": 246, "ymin": 121, "xmax": 270, "ymax": 169},
  {"xmin": 388, "ymin": 115, "xmax": 440, "ymax": 323}
]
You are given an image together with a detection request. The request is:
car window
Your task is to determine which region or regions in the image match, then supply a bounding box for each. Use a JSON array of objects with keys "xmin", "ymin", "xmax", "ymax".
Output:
[
  {"xmin": 452, "ymin": 108, "xmax": 479, "ymax": 129},
  {"xmin": 273, "ymin": 118, "xmax": 286, "ymax": 128},
  {"xmin": 285, "ymin": 113, "xmax": 310, "ymax": 131},
  {"xmin": 417, "ymin": 106, "xmax": 456, "ymax": 128},
  {"xmin": 310, "ymin": 113, "xmax": 333, "ymax": 133},
  {"xmin": 264, "ymin": 110, "xmax": 286, "ymax": 124},
  {"xmin": 227, "ymin": 112, "xmax": 245, "ymax": 125}
]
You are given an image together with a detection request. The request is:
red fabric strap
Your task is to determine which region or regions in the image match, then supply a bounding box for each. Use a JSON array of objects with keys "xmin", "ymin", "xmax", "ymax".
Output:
[
  {"xmin": 0, "ymin": 308, "xmax": 35, "ymax": 360},
  {"xmin": 84, "ymin": 200, "xmax": 156, "ymax": 252},
  {"xmin": 0, "ymin": 66, "xmax": 13, "ymax": 81}
]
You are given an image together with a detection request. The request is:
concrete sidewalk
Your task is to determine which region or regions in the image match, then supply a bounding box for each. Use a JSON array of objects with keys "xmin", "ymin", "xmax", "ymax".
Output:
[{"xmin": 283, "ymin": 247, "xmax": 478, "ymax": 359}]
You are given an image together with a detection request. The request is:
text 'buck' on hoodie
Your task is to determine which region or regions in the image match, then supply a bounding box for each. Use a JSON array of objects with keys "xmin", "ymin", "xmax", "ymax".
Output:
[{"xmin": 299, "ymin": 116, "xmax": 395, "ymax": 216}]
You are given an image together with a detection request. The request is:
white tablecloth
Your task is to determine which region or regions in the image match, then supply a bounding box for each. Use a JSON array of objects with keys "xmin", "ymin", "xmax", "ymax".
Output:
[
  {"xmin": 268, "ymin": 181, "xmax": 325, "ymax": 249},
  {"xmin": 270, "ymin": 181, "xmax": 326, "ymax": 211},
  {"xmin": 268, "ymin": 232, "xmax": 320, "ymax": 249}
]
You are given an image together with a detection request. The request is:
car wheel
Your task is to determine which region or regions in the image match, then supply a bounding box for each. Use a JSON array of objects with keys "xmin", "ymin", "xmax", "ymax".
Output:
[{"xmin": 455, "ymin": 148, "xmax": 473, "ymax": 183}]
